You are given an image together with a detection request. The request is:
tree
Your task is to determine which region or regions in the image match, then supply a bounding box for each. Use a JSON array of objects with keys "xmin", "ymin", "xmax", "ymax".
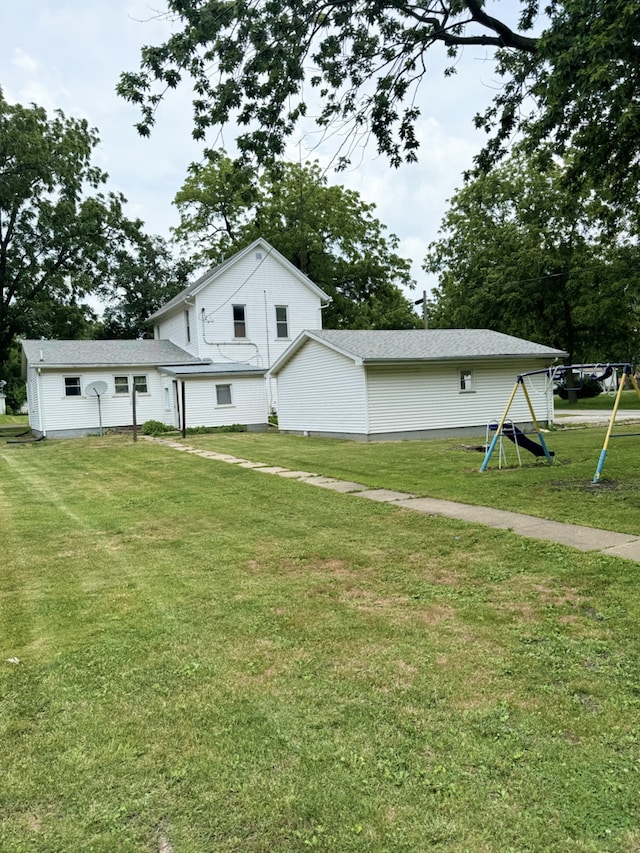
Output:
[
  {"xmin": 117, "ymin": 1, "xmax": 640, "ymax": 207},
  {"xmin": 0, "ymin": 91, "xmax": 161, "ymax": 367},
  {"xmin": 173, "ymin": 155, "xmax": 421, "ymax": 329},
  {"xmin": 96, "ymin": 233, "xmax": 194, "ymax": 339},
  {"xmin": 424, "ymin": 151, "xmax": 640, "ymax": 362}
]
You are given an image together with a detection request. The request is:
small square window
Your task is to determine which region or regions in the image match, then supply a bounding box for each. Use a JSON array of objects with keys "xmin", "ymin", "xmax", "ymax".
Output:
[
  {"xmin": 233, "ymin": 305, "xmax": 246, "ymax": 338},
  {"xmin": 275, "ymin": 305, "xmax": 289, "ymax": 338},
  {"xmin": 133, "ymin": 375, "xmax": 148, "ymax": 394},
  {"xmin": 64, "ymin": 376, "xmax": 82, "ymax": 397},
  {"xmin": 216, "ymin": 384, "xmax": 232, "ymax": 405},
  {"xmin": 114, "ymin": 375, "xmax": 129, "ymax": 394},
  {"xmin": 459, "ymin": 369, "xmax": 474, "ymax": 392}
]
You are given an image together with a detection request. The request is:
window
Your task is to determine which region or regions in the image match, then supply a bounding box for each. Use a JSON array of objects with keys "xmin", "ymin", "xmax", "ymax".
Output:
[
  {"xmin": 114, "ymin": 375, "xmax": 129, "ymax": 395},
  {"xmin": 459, "ymin": 369, "xmax": 474, "ymax": 393},
  {"xmin": 275, "ymin": 305, "xmax": 289, "ymax": 338},
  {"xmin": 233, "ymin": 304, "xmax": 246, "ymax": 338},
  {"xmin": 185, "ymin": 309, "xmax": 191, "ymax": 343},
  {"xmin": 133, "ymin": 375, "xmax": 148, "ymax": 394},
  {"xmin": 64, "ymin": 376, "xmax": 82, "ymax": 397},
  {"xmin": 216, "ymin": 384, "xmax": 232, "ymax": 406}
]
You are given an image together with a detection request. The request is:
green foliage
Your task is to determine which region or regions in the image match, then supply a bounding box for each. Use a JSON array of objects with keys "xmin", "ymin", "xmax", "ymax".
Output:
[
  {"xmin": 96, "ymin": 234, "xmax": 194, "ymax": 339},
  {"xmin": 425, "ymin": 151, "xmax": 640, "ymax": 362},
  {"xmin": 0, "ymin": 90, "xmax": 179, "ymax": 372},
  {"xmin": 118, "ymin": 2, "xmax": 640, "ymax": 207},
  {"xmin": 173, "ymin": 154, "xmax": 421, "ymax": 329},
  {"xmin": 140, "ymin": 419, "xmax": 173, "ymax": 435},
  {"xmin": 184, "ymin": 423, "xmax": 247, "ymax": 434}
]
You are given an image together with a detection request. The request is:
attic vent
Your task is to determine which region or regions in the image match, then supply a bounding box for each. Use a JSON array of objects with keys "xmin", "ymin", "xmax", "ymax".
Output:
[{"xmin": 255, "ymin": 252, "xmax": 263, "ymax": 260}]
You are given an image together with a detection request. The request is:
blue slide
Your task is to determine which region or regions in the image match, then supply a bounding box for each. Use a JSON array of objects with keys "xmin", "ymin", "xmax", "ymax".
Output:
[{"xmin": 502, "ymin": 424, "xmax": 554, "ymax": 458}]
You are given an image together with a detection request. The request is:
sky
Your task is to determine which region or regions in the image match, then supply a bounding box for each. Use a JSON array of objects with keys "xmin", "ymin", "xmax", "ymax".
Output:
[{"xmin": 2, "ymin": 0, "xmax": 514, "ymax": 301}]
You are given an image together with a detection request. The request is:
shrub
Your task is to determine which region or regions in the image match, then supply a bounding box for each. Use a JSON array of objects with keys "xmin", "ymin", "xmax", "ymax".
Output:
[{"xmin": 141, "ymin": 419, "xmax": 173, "ymax": 436}]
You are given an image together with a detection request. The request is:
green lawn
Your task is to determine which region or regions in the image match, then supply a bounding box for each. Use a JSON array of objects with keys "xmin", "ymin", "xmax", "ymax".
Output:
[
  {"xmin": 1, "ymin": 434, "xmax": 639, "ymax": 851},
  {"xmin": 554, "ymin": 390, "xmax": 640, "ymax": 410},
  {"xmin": 176, "ymin": 425, "xmax": 640, "ymax": 535}
]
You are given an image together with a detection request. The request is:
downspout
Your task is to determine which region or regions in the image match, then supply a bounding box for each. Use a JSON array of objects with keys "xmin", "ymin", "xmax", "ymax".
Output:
[{"xmin": 36, "ymin": 367, "xmax": 47, "ymax": 438}]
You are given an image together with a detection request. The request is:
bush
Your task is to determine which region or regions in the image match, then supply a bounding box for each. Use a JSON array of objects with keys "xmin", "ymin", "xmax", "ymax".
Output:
[{"xmin": 141, "ymin": 419, "xmax": 173, "ymax": 436}]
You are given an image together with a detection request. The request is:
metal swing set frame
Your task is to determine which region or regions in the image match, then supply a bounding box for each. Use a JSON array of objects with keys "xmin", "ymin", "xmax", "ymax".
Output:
[{"xmin": 480, "ymin": 363, "xmax": 640, "ymax": 483}]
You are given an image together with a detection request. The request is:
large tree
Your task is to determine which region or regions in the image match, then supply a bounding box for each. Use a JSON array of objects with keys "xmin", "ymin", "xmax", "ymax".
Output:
[
  {"xmin": 0, "ymin": 91, "xmax": 163, "ymax": 367},
  {"xmin": 424, "ymin": 151, "xmax": 640, "ymax": 362},
  {"xmin": 117, "ymin": 1, "xmax": 640, "ymax": 206},
  {"xmin": 172, "ymin": 155, "xmax": 421, "ymax": 329},
  {"xmin": 96, "ymin": 233, "xmax": 194, "ymax": 339}
]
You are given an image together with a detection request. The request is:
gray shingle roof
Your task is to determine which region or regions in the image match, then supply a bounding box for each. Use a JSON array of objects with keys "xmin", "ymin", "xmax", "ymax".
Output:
[
  {"xmin": 21, "ymin": 339, "xmax": 203, "ymax": 368},
  {"xmin": 309, "ymin": 329, "xmax": 567, "ymax": 360},
  {"xmin": 271, "ymin": 329, "xmax": 567, "ymax": 373}
]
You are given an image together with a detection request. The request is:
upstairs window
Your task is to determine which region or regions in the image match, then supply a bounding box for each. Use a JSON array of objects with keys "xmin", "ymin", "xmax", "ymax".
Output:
[
  {"xmin": 64, "ymin": 376, "xmax": 82, "ymax": 397},
  {"xmin": 275, "ymin": 305, "xmax": 289, "ymax": 338},
  {"xmin": 185, "ymin": 309, "xmax": 191, "ymax": 343},
  {"xmin": 233, "ymin": 304, "xmax": 247, "ymax": 338}
]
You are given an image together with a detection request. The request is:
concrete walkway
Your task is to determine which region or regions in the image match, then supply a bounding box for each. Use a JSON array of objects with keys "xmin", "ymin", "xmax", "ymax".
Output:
[{"xmin": 145, "ymin": 436, "xmax": 640, "ymax": 564}]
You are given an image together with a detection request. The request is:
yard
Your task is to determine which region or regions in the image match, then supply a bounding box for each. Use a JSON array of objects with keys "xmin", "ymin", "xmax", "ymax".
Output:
[{"xmin": 1, "ymin": 430, "xmax": 639, "ymax": 851}]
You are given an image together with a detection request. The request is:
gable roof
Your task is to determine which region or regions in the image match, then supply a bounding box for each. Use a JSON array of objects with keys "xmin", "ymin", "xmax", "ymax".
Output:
[
  {"xmin": 270, "ymin": 329, "xmax": 568, "ymax": 374},
  {"xmin": 147, "ymin": 238, "xmax": 332, "ymax": 322},
  {"xmin": 21, "ymin": 339, "xmax": 203, "ymax": 370}
]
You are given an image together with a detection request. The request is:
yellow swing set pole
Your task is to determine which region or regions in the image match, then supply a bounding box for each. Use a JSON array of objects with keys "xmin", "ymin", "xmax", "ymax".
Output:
[
  {"xmin": 480, "ymin": 378, "xmax": 520, "ymax": 472},
  {"xmin": 593, "ymin": 365, "xmax": 632, "ymax": 483}
]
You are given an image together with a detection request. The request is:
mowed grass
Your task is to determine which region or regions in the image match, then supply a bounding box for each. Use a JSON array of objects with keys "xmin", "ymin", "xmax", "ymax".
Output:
[
  {"xmin": 174, "ymin": 425, "xmax": 640, "ymax": 535},
  {"xmin": 1, "ymin": 435, "xmax": 639, "ymax": 852},
  {"xmin": 554, "ymin": 390, "xmax": 640, "ymax": 410}
]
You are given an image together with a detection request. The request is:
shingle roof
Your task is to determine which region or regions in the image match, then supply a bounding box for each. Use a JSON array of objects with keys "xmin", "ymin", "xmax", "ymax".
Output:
[
  {"xmin": 271, "ymin": 329, "xmax": 568, "ymax": 373},
  {"xmin": 21, "ymin": 339, "xmax": 203, "ymax": 368}
]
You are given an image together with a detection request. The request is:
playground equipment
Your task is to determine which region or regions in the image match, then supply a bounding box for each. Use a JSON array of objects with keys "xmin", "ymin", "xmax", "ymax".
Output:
[
  {"xmin": 480, "ymin": 363, "xmax": 640, "ymax": 482},
  {"xmin": 593, "ymin": 364, "xmax": 640, "ymax": 483},
  {"xmin": 480, "ymin": 374, "xmax": 554, "ymax": 472}
]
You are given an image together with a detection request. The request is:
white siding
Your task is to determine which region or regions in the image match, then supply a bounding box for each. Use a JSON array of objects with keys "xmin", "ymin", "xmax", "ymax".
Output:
[
  {"xmin": 276, "ymin": 340, "xmax": 368, "ymax": 434},
  {"xmin": 366, "ymin": 359, "xmax": 553, "ymax": 434},
  {"xmin": 194, "ymin": 251, "xmax": 325, "ymax": 368},
  {"xmin": 33, "ymin": 369, "xmax": 166, "ymax": 435},
  {"xmin": 156, "ymin": 310, "xmax": 199, "ymax": 357},
  {"xmin": 182, "ymin": 375, "xmax": 268, "ymax": 428}
]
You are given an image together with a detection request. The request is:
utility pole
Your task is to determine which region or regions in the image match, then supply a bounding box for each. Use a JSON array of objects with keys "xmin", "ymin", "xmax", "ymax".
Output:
[{"xmin": 414, "ymin": 290, "xmax": 428, "ymax": 329}]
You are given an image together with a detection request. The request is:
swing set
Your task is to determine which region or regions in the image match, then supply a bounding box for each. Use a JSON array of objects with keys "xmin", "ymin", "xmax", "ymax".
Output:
[{"xmin": 480, "ymin": 363, "xmax": 640, "ymax": 483}]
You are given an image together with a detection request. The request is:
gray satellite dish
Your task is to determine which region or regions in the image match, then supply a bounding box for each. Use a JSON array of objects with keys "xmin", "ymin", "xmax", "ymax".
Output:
[
  {"xmin": 85, "ymin": 381, "xmax": 108, "ymax": 398},
  {"xmin": 85, "ymin": 381, "xmax": 108, "ymax": 434}
]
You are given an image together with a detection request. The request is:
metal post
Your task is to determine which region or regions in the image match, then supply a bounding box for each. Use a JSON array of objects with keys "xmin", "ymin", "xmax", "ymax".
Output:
[
  {"xmin": 132, "ymin": 387, "xmax": 137, "ymax": 443},
  {"xmin": 181, "ymin": 381, "xmax": 187, "ymax": 438},
  {"xmin": 593, "ymin": 366, "xmax": 627, "ymax": 483}
]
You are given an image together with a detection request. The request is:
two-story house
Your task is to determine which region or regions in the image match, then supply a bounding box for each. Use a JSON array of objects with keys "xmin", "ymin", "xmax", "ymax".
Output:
[{"xmin": 21, "ymin": 239, "xmax": 331, "ymax": 438}]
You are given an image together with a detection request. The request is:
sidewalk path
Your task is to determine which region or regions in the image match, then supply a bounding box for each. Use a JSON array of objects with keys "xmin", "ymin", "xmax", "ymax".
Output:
[{"xmin": 145, "ymin": 436, "xmax": 640, "ymax": 564}]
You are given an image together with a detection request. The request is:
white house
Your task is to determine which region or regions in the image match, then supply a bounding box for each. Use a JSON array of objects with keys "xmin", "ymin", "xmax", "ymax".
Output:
[
  {"xmin": 21, "ymin": 239, "xmax": 331, "ymax": 438},
  {"xmin": 21, "ymin": 339, "xmax": 269, "ymax": 438},
  {"xmin": 147, "ymin": 238, "xmax": 331, "ymax": 411},
  {"xmin": 269, "ymin": 329, "xmax": 568, "ymax": 441}
]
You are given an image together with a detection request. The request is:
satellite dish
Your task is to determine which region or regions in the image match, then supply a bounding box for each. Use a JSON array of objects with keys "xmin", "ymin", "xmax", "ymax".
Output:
[
  {"xmin": 85, "ymin": 381, "xmax": 108, "ymax": 398},
  {"xmin": 85, "ymin": 381, "xmax": 108, "ymax": 436}
]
